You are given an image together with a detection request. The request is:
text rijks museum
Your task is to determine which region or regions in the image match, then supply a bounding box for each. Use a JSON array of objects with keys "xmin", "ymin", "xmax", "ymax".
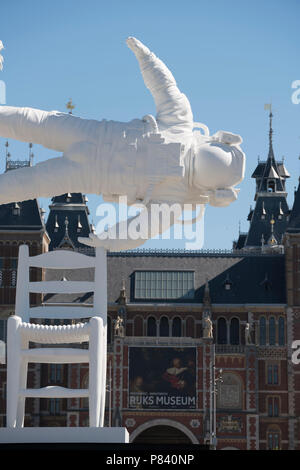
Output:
[{"xmin": 0, "ymin": 116, "xmax": 299, "ymax": 450}]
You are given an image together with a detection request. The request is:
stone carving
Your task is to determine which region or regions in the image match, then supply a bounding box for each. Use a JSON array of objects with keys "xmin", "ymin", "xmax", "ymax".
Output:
[
  {"xmin": 203, "ymin": 314, "xmax": 213, "ymax": 339},
  {"xmin": 0, "ymin": 37, "xmax": 245, "ymax": 250},
  {"xmin": 218, "ymin": 415, "xmax": 242, "ymax": 433},
  {"xmin": 114, "ymin": 316, "xmax": 125, "ymax": 338},
  {"xmin": 245, "ymin": 322, "xmax": 253, "ymax": 345},
  {"xmin": 217, "ymin": 373, "xmax": 242, "ymax": 409}
]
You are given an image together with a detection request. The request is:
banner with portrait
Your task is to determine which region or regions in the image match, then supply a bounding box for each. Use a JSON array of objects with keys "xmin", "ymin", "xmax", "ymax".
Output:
[{"xmin": 129, "ymin": 347, "xmax": 196, "ymax": 409}]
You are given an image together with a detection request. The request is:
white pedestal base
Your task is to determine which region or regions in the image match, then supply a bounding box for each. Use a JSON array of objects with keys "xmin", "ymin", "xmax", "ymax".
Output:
[{"xmin": 0, "ymin": 427, "xmax": 129, "ymax": 444}]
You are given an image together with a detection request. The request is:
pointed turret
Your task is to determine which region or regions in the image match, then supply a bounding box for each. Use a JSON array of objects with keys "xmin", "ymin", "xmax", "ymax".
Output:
[
  {"xmin": 46, "ymin": 193, "xmax": 92, "ymax": 250},
  {"xmin": 235, "ymin": 110, "xmax": 290, "ymax": 250}
]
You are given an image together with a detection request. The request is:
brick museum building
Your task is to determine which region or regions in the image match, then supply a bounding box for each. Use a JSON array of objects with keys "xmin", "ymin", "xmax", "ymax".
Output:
[{"xmin": 0, "ymin": 114, "xmax": 300, "ymax": 450}]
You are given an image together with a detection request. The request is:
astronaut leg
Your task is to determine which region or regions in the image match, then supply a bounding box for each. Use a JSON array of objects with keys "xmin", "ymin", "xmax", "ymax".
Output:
[
  {"xmin": 0, "ymin": 157, "xmax": 90, "ymax": 205},
  {"xmin": 0, "ymin": 106, "xmax": 102, "ymax": 153}
]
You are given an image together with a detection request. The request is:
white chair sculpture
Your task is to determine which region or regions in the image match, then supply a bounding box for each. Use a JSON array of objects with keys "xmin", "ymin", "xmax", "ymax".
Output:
[{"xmin": 6, "ymin": 244, "xmax": 107, "ymax": 429}]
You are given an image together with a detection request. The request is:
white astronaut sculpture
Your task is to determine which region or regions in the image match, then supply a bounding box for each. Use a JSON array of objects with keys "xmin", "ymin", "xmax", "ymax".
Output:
[{"xmin": 0, "ymin": 37, "xmax": 245, "ymax": 250}]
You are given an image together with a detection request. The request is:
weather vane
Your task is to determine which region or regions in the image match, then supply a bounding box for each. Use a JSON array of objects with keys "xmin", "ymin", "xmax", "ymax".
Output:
[{"xmin": 66, "ymin": 98, "xmax": 75, "ymax": 114}]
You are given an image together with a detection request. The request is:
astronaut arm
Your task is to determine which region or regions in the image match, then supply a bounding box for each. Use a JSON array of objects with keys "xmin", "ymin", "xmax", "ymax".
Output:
[{"xmin": 127, "ymin": 37, "xmax": 193, "ymax": 134}]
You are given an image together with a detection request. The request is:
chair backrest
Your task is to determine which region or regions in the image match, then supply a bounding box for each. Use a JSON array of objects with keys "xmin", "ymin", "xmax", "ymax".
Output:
[{"xmin": 15, "ymin": 245, "xmax": 107, "ymax": 323}]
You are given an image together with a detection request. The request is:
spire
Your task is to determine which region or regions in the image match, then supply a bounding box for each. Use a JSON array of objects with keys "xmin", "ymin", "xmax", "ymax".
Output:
[
  {"xmin": 203, "ymin": 278, "xmax": 211, "ymax": 305},
  {"xmin": 117, "ymin": 280, "xmax": 127, "ymax": 305},
  {"xmin": 268, "ymin": 108, "xmax": 274, "ymax": 159},
  {"xmin": 256, "ymin": 108, "xmax": 285, "ymax": 194},
  {"xmin": 58, "ymin": 216, "xmax": 75, "ymax": 249},
  {"xmin": 238, "ymin": 107, "xmax": 290, "ymax": 250}
]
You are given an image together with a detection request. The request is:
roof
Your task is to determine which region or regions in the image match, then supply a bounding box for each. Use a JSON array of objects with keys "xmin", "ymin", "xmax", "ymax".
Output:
[
  {"xmin": 245, "ymin": 195, "xmax": 289, "ymax": 247},
  {"xmin": 0, "ymin": 199, "xmax": 45, "ymax": 231},
  {"xmin": 43, "ymin": 250, "xmax": 286, "ymax": 306}
]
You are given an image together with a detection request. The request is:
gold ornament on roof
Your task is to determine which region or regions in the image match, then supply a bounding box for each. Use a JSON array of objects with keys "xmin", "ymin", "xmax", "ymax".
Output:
[{"xmin": 66, "ymin": 98, "xmax": 75, "ymax": 114}]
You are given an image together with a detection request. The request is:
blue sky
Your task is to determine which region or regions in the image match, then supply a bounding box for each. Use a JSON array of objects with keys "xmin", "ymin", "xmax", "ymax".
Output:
[{"xmin": 0, "ymin": 0, "xmax": 299, "ymax": 249}]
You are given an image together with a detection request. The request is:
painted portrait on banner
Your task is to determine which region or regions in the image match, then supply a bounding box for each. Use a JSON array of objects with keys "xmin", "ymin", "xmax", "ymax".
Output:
[{"xmin": 129, "ymin": 347, "xmax": 196, "ymax": 410}]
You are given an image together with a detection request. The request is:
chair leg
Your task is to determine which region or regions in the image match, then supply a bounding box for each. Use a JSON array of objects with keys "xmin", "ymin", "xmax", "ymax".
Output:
[
  {"xmin": 100, "ymin": 324, "xmax": 107, "ymax": 427},
  {"xmin": 16, "ymin": 340, "xmax": 29, "ymax": 427},
  {"xmin": 7, "ymin": 316, "xmax": 23, "ymax": 428},
  {"xmin": 89, "ymin": 317, "xmax": 103, "ymax": 427}
]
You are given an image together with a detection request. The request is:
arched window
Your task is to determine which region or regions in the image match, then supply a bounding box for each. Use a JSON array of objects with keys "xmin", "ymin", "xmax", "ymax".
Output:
[
  {"xmin": 267, "ymin": 396, "xmax": 279, "ymax": 417},
  {"xmin": 269, "ymin": 317, "xmax": 276, "ymax": 345},
  {"xmin": 267, "ymin": 180, "xmax": 275, "ymax": 193},
  {"xmin": 259, "ymin": 317, "xmax": 266, "ymax": 345},
  {"xmin": 147, "ymin": 316, "xmax": 157, "ymax": 337},
  {"xmin": 217, "ymin": 318, "xmax": 227, "ymax": 345},
  {"xmin": 159, "ymin": 316, "xmax": 169, "ymax": 337},
  {"xmin": 267, "ymin": 427, "xmax": 281, "ymax": 450},
  {"xmin": 278, "ymin": 317, "xmax": 285, "ymax": 346},
  {"xmin": 186, "ymin": 317, "xmax": 195, "ymax": 338},
  {"xmin": 134, "ymin": 315, "xmax": 144, "ymax": 336},
  {"xmin": 172, "ymin": 317, "xmax": 182, "ymax": 337},
  {"xmin": 230, "ymin": 318, "xmax": 240, "ymax": 345}
]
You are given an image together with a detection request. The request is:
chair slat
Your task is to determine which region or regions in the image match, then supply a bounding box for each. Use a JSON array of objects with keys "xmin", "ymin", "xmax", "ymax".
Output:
[
  {"xmin": 19, "ymin": 386, "xmax": 89, "ymax": 398},
  {"xmin": 21, "ymin": 348, "xmax": 89, "ymax": 363},
  {"xmin": 29, "ymin": 306, "xmax": 94, "ymax": 319},
  {"xmin": 28, "ymin": 281, "xmax": 94, "ymax": 294},
  {"xmin": 29, "ymin": 250, "xmax": 96, "ymax": 269}
]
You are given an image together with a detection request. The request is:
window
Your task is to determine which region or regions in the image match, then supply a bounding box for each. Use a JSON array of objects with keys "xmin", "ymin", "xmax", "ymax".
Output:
[
  {"xmin": 186, "ymin": 317, "xmax": 195, "ymax": 338},
  {"xmin": 278, "ymin": 317, "xmax": 285, "ymax": 346},
  {"xmin": 147, "ymin": 317, "xmax": 157, "ymax": 337},
  {"xmin": 159, "ymin": 317, "xmax": 169, "ymax": 337},
  {"xmin": 268, "ymin": 396, "xmax": 279, "ymax": 417},
  {"xmin": 269, "ymin": 317, "xmax": 276, "ymax": 345},
  {"xmin": 172, "ymin": 317, "xmax": 182, "ymax": 337},
  {"xmin": 259, "ymin": 317, "xmax": 266, "ymax": 345},
  {"xmin": 267, "ymin": 428, "xmax": 280, "ymax": 450},
  {"xmin": 49, "ymin": 364, "xmax": 63, "ymax": 384},
  {"xmin": 267, "ymin": 364, "xmax": 279, "ymax": 385},
  {"xmin": 267, "ymin": 180, "xmax": 275, "ymax": 193},
  {"xmin": 217, "ymin": 318, "xmax": 227, "ymax": 345},
  {"xmin": 134, "ymin": 271, "xmax": 194, "ymax": 300},
  {"xmin": 49, "ymin": 398, "xmax": 61, "ymax": 415},
  {"xmin": 134, "ymin": 315, "xmax": 143, "ymax": 336},
  {"xmin": 230, "ymin": 318, "xmax": 240, "ymax": 345}
]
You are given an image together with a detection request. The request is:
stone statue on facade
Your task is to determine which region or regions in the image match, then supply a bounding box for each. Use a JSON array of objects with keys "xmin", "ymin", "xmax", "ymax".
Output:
[
  {"xmin": 0, "ymin": 37, "xmax": 245, "ymax": 249},
  {"xmin": 245, "ymin": 322, "xmax": 253, "ymax": 345},
  {"xmin": 114, "ymin": 316, "xmax": 125, "ymax": 338},
  {"xmin": 203, "ymin": 314, "xmax": 213, "ymax": 339}
]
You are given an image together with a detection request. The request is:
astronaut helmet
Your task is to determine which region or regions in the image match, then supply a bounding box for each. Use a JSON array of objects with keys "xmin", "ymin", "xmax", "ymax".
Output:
[{"xmin": 191, "ymin": 133, "xmax": 245, "ymax": 191}]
